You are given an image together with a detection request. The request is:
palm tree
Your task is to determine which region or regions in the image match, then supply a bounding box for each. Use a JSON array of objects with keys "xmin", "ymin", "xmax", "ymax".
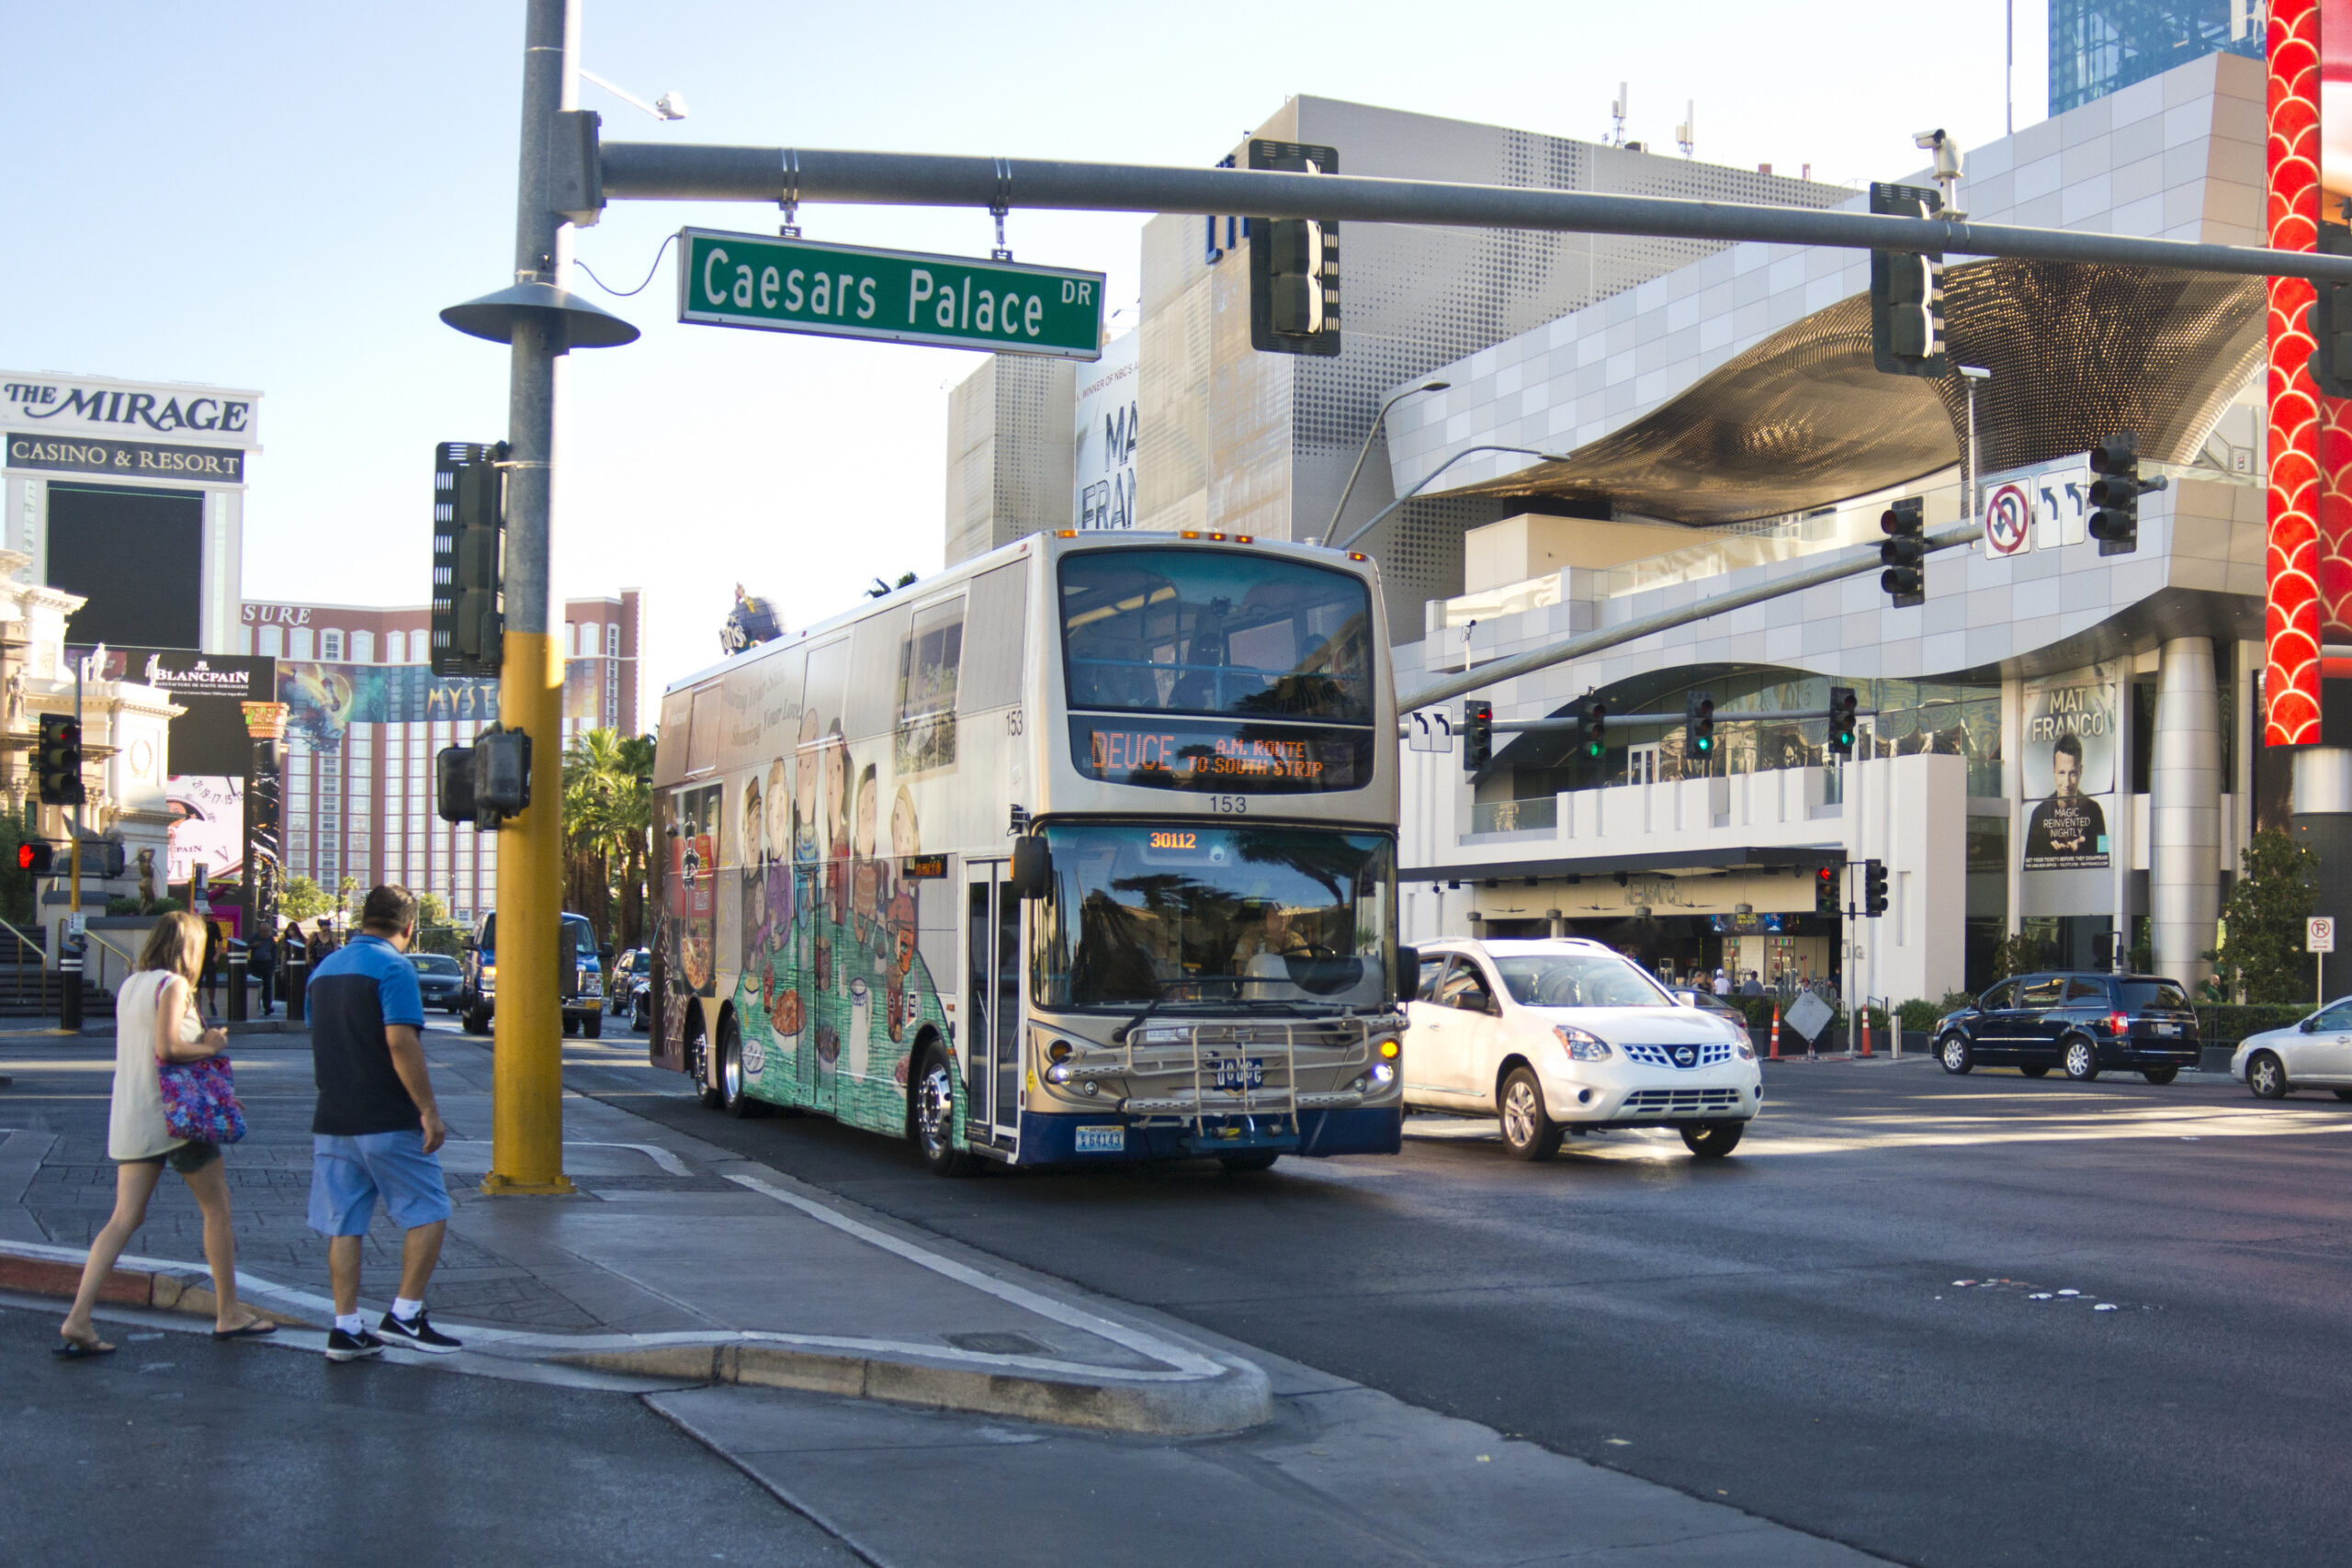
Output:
[{"xmin": 561, "ymin": 728, "xmax": 656, "ymax": 948}]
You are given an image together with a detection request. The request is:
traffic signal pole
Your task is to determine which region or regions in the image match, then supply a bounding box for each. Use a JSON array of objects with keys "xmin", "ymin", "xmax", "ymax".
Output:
[{"xmin": 481, "ymin": 0, "xmax": 576, "ymax": 1197}]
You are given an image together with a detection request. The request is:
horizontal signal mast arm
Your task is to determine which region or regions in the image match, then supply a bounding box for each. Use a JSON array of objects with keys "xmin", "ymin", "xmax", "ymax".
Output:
[
  {"xmin": 1400, "ymin": 523, "xmax": 1981, "ymax": 712},
  {"xmin": 1484, "ymin": 707, "xmax": 1877, "ymax": 731},
  {"xmin": 598, "ymin": 142, "xmax": 2352, "ymax": 284}
]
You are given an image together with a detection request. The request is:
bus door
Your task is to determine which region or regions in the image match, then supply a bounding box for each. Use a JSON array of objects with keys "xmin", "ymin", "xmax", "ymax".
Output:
[{"xmin": 963, "ymin": 860, "xmax": 1023, "ymax": 1152}]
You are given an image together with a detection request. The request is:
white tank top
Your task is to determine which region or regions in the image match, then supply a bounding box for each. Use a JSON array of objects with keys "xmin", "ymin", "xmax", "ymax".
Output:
[{"xmin": 108, "ymin": 970, "xmax": 203, "ymax": 1160}]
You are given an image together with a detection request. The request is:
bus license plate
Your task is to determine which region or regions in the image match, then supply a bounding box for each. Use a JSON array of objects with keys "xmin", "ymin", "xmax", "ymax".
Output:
[{"xmin": 1212, "ymin": 1056, "xmax": 1265, "ymax": 1092}]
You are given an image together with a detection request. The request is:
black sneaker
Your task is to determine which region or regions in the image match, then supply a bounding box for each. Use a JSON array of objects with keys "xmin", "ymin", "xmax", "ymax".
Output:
[
  {"xmin": 324, "ymin": 1326, "xmax": 385, "ymax": 1362},
  {"xmin": 378, "ymin": 1309, "xmax": 463, "ymax": 1355}
]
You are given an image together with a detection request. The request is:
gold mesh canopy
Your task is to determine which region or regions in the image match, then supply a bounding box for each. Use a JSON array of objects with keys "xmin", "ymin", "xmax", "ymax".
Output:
[{"xmin": 1440, "ymin": 260, "xmax": 2264, "ymax": 526}]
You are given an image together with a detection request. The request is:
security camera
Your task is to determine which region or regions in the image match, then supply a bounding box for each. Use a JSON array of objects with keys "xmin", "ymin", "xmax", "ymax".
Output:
[
  {"xmin": 654, "ymin": 91, "xmax": 688, "ymax": 121},
  {"xmin": 1912, "ymin": 129, "xmax": 1947, "ymax": 149}
]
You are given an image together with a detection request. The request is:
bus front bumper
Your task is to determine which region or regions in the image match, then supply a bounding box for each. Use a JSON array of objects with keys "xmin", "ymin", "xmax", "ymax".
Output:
[{"xmin": 1013, "ymin": 1106, "xmax": 1402, "ymax": 1164}]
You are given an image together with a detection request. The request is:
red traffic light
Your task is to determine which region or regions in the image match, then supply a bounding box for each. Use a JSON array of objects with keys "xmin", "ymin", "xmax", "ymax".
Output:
[
  {"xmin": 15, "ymin": 844, "xmax": 29, "ymax": 870},
  {"xmin": 17, "ymin": 841, "xmax": 52, "ymax": 875}
]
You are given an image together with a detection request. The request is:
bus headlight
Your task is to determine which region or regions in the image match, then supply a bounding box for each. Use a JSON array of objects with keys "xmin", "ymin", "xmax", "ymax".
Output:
[
  {"xmin": 1554, "ymin": 1024, "xmax": 1611, "ymax": 1061},
  {"xmin": 1368, "ymin": 1062, "xmax": 1396, "ymax": 1088},
  {"xmin": 1045, "ymin": 1062, "xmax": 1073, "ymax": 1085}
]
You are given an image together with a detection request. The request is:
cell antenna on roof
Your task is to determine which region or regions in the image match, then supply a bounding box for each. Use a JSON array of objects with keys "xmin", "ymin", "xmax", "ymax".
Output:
[
  {"xmin": 1676, "ymin": 101, "xmax": 1695, "ymax": 159},
  {"xmin": 1609, "ymin": 83, "xmax": 1627, "ymax": 147}
]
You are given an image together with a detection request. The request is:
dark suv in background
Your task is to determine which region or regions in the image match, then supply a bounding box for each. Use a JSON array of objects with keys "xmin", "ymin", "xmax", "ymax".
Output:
[{"xmin": 1936, "ymin": 973, "xmax": 2199, "ymax": 1082}]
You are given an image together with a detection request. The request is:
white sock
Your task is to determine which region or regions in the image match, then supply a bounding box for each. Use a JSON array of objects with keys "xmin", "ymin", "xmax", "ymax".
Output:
[
  {"xmin": 392, "ymin": 1297, "xmax": 424, "ymax": 1323},
  {"xmin": 335, "ymin": 1313, "xmax": 365, "ymax": 1336}
]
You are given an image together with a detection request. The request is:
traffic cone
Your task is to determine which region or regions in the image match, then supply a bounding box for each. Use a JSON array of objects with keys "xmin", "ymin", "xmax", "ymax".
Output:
[{"xmin": 1769, "ymin": 1003, "xmax": 1781, "ymax": 1061}]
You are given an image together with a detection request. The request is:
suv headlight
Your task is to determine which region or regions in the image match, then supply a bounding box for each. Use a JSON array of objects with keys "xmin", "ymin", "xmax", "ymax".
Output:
[{"xmin": 1554, "ymin": 1024, "xmax": 1611, "ymax": 1061}]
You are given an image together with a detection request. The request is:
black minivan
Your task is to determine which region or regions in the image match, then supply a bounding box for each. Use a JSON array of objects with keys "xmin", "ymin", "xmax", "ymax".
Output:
[{"xmin": 1935, "ymin": 973, "xmax": 2200, "ymax": 1083}]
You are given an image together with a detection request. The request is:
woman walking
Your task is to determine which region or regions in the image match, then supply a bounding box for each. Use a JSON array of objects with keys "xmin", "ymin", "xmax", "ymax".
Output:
[{"xmin": 55, "ymin": 909, "xmax": 275, "ymax": 1357}]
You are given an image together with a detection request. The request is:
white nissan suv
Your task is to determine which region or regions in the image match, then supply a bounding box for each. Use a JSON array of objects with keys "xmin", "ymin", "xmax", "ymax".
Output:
[{"xmin": 1403, "ymin": 938, "xmax": 1764, "ymax": 1159}]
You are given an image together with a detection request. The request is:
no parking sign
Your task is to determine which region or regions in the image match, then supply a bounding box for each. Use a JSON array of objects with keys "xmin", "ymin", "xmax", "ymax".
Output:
[{"xmin": 2309, "ymin": 917, "xmax": 2335, "ymax": 954}]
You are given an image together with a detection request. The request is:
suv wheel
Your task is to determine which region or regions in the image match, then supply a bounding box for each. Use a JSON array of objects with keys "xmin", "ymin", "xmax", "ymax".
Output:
[
  {"xmin": 1680, "ymin": 1121, "xmax": 1744, "ymax": 1157},
  {"xmin": 1498, "ymin": 1067, "xmax": 1563, "ymax": 1161},
  {"xmin": 1939, "ymin": 1034, "xmax": 1973, "ymax": 1075},
  {"xmin": 2141, "ymin": 1066, "xmax": 2177, "ymax": 1086},
  {"xmin": 2062, "ymin": 1035, "xmax": 2102, "ymax": 1082}
]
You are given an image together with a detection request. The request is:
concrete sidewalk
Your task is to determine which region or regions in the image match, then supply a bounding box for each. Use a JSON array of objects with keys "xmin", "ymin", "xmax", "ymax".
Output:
[{"xmin": 0, "ymin": 1027, "xmax": 1265, "ymax": 1434}]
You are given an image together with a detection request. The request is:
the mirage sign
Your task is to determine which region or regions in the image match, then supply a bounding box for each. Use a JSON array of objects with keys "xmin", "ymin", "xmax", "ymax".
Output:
[{"xmin": 1, "ymin": 373, "xmax": 261, "ymax": 447}]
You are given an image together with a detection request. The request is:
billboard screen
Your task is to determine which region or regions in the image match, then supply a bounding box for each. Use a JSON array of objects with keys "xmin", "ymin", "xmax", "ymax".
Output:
[
  {"xmin": 277, "ymin": 661, "xmax": 501, "ymax": 749},
  {"xmin": 46, "ymin": 484, "xmax": 204, "ymax": 649},
  {"xmin": 78, "ymin": 647, "xmax": 276, "ymax": 778}
]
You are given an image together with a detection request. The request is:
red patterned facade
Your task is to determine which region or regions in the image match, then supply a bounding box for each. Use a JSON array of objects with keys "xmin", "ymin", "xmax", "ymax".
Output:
[{"xmin": 2269, "ymin": 0, "xmax": 2324, "ymax": 745}]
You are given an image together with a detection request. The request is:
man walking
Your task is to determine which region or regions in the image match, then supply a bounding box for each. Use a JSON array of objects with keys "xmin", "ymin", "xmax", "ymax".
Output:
[{"xmin": 305, "ymin": 885, "xmax": 462, "ymax": 1360}]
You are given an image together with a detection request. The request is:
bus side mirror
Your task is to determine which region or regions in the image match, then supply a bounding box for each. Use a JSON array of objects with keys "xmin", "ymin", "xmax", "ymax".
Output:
[
  {"xmin": 1395, "ymin": 944, "xmax": 1419, "ymax": 998},
  {"xmin": 1010, "ymin": 837, "xmax": 1051, "ymax": 900}
]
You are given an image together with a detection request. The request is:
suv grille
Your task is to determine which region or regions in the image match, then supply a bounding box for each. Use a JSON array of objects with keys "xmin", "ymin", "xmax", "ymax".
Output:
[{"xmin": 1621, "ymin": 1042, "xmax": 1736, "ymax": 1069}]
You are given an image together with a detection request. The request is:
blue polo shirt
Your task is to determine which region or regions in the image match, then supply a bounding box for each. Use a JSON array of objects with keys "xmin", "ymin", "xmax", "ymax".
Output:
[{"xmin": 309, "ymin": 933, "xmax": 429, "ymax": 1136}]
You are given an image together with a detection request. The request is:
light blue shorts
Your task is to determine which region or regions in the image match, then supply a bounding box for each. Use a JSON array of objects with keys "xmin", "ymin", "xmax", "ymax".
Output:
[{"xmin": 308, "ymin": 1130, "xmax": 453, "ymax": 1235}]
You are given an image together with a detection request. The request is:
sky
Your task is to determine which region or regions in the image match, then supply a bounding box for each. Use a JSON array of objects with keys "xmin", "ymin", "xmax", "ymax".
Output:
[{"xmin": 2, "ymin": 1, "xmax": 2050, "ymax": 709}]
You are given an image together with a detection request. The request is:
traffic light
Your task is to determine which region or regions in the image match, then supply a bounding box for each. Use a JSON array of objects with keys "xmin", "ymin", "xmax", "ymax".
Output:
[
  {"xmin": 35, "ymin": 713, "xmax": 83, "ymax": 807},
  {"xmin": 435, "ymin": 744, "xmax": 477, "ymax": 824},
  {"xmin": 1868, "ymin": 183, "xmax": 1947, "ymax": 378},
  {"xmin": 1461, "ymin": 700, "xmax": 1493, "ymax": 773},
  {"xmin": 1574, "ymin": 694, "xmax": 1607, "ymax": 761},
  {"xmin": 17, "ymin": 840, "xmax": 51, "ymax": 875},
  {"xmin": 2087, "ymin": 432, "xmax": 2165, "ymax": 557},
  {"xmin": 431, "ymin": 441, "xmax": 507, "ymax": 677},
  {"xmin": 1880, "ymin": 496, "xmax": 1926, "ymax": 607},
  {"xmin": 1248, "ymin": 140, "xmax": 1340, "ymax": 356},
  {"xmin": 1685, "ymin": 690, "xmax": 1715, "ymax": 759},
  {"xmin": 1815, "ymin": 864, "xmax": 1840, "ymax": 915},
  {"xmin": 1827, "ymin": 686, "xmax": 1860, "ymax": 758},
  {"xmin": 475, "ymin": 727, "xmax": 534, "ymax": 824},
  {"xmin": 2309, "ymin": 220, "xmax": 2352, "ymax": 396},
  {"xmin": 1863, "ymin": 859, "xmax": 1889, "ymax": 917}
]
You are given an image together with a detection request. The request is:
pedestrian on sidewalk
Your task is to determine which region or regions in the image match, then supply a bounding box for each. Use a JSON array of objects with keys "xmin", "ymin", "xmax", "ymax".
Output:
[
  {"xmin": 253, "ymin": 925, "xmax": 276, "ymax": 1017},
  {"xmin": 305, "ymin": 884, "xmax": 462, "ymax": 1361},
  {"xmin": 200, "ymin": 918, "xmax": 223, "ymax": 1013},
  {"xmin": 55, "ymin": 909, "xmax": 277, "ymax": 1358}
]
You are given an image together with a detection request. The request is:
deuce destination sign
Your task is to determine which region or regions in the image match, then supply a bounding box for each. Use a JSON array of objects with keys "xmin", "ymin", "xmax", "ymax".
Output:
[{"xmin": 677, "ymin": 228, "xmax": 1104, "ymax": 360}]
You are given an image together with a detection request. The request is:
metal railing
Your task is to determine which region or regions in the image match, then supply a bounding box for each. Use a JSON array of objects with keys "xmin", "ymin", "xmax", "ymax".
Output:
[
  {"xmin": 0, "ymin": 914, "xmax": 44, "ymax": 1004},
  {"xmin": 1470, "ymin": 797, "xmax": 1557, "ymax": 835}
]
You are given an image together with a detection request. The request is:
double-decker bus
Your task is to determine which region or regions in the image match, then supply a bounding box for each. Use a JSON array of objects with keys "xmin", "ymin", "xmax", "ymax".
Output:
[{"xmin": 648, "ymin": 530, "xmax": 1406, "ymax": 1174}]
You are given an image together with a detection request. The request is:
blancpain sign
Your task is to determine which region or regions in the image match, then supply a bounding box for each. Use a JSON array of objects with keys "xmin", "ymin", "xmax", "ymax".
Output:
[{"xmin": 1, "ymin": 371, "xmax": 261, "ymax": 448}]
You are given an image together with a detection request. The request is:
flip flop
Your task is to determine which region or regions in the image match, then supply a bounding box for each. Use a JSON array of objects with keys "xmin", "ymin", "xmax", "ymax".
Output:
[
  {"xmin": 212, "ymin": 1320, "xmax": 277, "ymax": 1340},
  {"xmin": 52, "ymin": 1337, "xmax": 116, "ymax": 1359}
]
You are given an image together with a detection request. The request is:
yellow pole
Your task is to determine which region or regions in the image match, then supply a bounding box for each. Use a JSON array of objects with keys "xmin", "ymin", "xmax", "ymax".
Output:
[{"xmin": 480, "ymin": 628, "xmax": 572, "ymax": 1195}]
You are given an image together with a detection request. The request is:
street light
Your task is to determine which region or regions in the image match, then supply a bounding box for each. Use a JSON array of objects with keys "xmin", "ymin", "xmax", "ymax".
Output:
[
  {"xmin": 1330, "ymin": 444, "xmax": 1574, "ymax": 554},
  {"xmin": 1320, "ymin": 380, "xmax": 1450, "ymax": 546}
]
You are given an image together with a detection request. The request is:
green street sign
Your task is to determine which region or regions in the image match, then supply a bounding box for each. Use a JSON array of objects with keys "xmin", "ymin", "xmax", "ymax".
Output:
[{"xmin": 676, "ymin": 228, "xmax": 1104, "ymax": 360}]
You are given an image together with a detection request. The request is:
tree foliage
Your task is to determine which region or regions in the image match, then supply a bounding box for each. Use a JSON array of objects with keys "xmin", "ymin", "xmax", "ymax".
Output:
[
  {"xmin": 562, "ymin": 728, "xmax": 655, "ymax": 948},
  {"xmin": 279, "ymin": 875, "xmax": 333, "ymax": 921},
  {"xmin": 2214, "ymin": 829, "xmax": 2319, "ymax": 1005}
]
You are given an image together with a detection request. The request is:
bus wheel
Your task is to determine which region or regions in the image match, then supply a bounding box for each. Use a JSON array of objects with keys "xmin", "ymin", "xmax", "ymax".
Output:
[
  {"xmin": 688, "ymin": 1024, "xmax": 722, "ymax": 1111},
  {"xmin": 913, "ymin": 1045, "xmax": 977, "ymax": 1177},
  {"xmin": 720, "ymin": 1019, "xmax": 760, "ymax": 1118}
]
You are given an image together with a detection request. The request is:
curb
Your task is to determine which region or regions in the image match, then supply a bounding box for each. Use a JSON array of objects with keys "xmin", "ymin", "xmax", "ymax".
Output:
[
  {"xmin": 557, "ymin": 1342, "xmax": 1272, "ymax": 1437},
  {"xmin": 0, "ymin": 1239, "xmax": 1271, "ymax": 1436},
  {"xmin": 0, "ymin": 1251, "xmax": 307, "ymax": 1326}
]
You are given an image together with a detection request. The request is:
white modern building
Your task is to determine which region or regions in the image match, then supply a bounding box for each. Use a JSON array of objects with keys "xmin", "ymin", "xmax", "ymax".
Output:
[{"xmin": 1383, "ymin": 51, "xmax": 2278, "ymax": 1005}]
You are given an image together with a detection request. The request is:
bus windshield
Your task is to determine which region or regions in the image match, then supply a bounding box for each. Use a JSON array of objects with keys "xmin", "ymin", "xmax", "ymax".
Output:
[
  {"xmin": 1032, "ymin": 822, "xmax": 1394, "ymax": 1012},
  {"xmin": 1060, "ymin": 548, "xmax": 1374, "ymax": 723}
]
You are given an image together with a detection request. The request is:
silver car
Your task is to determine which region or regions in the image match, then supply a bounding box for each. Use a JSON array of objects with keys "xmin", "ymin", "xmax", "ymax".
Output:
[{"xmin": 2233, "ymin": 997, "xmax": 2352, "ymax": 1100}]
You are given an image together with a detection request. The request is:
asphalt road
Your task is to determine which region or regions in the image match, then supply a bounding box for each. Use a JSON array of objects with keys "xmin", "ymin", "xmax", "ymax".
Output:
[
  {"xmin": 0, "ymin": 1303, "xmax": 857, "ymax": 1568},
  {"xmin": 583, "ymin": 1040, "xmax": 2352, "ymax": 1568}
]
